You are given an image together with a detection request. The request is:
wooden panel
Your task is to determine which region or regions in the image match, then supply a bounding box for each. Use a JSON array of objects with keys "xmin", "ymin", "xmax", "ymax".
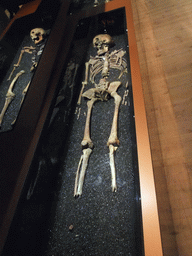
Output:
[
  {"xmin": 105, "ymin": 1, "xmax": 163, "ymax": 255},
  {"xmin": 0, "ymin": 0, "xmax": 42, "ymax": 40},
  {"xmin": 130, "ymin": 0, "xmax": 192, "ymax": 255}
]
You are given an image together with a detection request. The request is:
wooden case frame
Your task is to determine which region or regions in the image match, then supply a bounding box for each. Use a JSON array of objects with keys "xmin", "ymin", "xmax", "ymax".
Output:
[{"xmin": 0, "ymin": 1, "xmax": 163, "ymax": 255}]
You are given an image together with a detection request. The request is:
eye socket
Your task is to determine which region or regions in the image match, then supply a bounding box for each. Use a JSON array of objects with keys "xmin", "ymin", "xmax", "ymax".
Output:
[{"xmin": 95, "ymin": 38, "xmax": 99, "ymax": 43}]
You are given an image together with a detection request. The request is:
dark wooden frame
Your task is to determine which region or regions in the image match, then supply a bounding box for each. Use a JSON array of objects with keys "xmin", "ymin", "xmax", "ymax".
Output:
[{"xmin": 0, "ymin": 1, "xmax": 163, "ymax": 255}]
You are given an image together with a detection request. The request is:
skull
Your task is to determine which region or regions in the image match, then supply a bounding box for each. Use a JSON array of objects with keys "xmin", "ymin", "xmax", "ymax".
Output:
[
  {"xmin": 30, "ymin": 28, "xmax": 46, "ymax": 45},
  {"xmin": 93, "ymin": 34, "xmax": 114, "ymax": 55}
]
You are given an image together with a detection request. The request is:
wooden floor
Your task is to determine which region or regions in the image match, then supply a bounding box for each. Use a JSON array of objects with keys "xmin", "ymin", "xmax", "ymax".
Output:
[{"xmin": 131, "ymin": 0, "xmax": 192, "ymax": 255}]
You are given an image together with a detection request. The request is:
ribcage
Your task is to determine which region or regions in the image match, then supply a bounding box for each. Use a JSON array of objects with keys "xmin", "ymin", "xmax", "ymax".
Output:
[{"xmin": 89, "ymin": 51, "xmax": 127, "ymax": 84}]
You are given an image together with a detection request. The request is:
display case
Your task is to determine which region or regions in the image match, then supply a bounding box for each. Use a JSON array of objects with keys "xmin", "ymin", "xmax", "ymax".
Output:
[
  {"xmin": 0, "ymin": 1, "xmax": 163, "ymax": 255},
  {"xmin": 0, "ymin": 0, "xmax": 68, "ymax": 253},
  {"xmin": 0, "ymin": 0, "xmax": 61, "ymax": 132}
]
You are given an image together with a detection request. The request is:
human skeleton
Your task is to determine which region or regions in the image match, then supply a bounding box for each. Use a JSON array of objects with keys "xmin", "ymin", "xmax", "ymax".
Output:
[
  {"xmin": 0, "ymin": 28, "xmax": 47, "ymax": 127},
  {"xmin": 74, "ymin": 34, "xmax": 127, "ymax": 197}
]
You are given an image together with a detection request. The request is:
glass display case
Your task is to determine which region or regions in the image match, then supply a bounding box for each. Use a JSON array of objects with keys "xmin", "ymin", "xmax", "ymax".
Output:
[
  {"xmin": 0, "ymin": 0, "xmax": 60, "ymax": 132},
  {"xmin": 0, "ymin": 1, "xmax": 163, "ymax": 255}
]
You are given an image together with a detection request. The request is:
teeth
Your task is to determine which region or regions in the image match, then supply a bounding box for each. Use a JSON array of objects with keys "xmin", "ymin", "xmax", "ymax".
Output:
[{"xmin": 32, "ymin": 36, "xmax": 39, "ymax": 41}]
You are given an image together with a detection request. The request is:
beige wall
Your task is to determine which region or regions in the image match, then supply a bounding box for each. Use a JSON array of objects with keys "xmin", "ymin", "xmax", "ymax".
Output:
[{"xmin": 131, "ymin": 0, "xmax": 192, "ymax": 255}]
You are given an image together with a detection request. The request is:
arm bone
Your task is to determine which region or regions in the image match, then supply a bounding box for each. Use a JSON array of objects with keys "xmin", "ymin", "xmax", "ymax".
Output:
[{"xmin": 77, "ymin": 61, "xmax": 90, "ymax": 105}]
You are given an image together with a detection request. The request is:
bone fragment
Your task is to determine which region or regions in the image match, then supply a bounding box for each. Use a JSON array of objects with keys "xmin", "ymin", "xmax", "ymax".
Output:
[
  {"xmin": 122, "ymin": 95, "xmax": 126, "ymax": 105},
  {"xmin": 75, "ymin": 107, "xmax": 78, "ymax": 114},
  {"xmin": 118, "ymin": 68, "xmax": 127, "ymax": 79},
  {"xmin": 122, "ymin": 93, "xmax": 125, "ymax": 105},
  {"xmin": 122, "ymin": 89, "xmax": 129, "ymax": 105},
  {"xmin": 94, "ymin": 0, "xmax": 99, "ymax": 7},
  {"xmin": 74, "ymin": 148, "xmax": 92, "ymax": 197},
  {"xmin": 109, "ymin": 144, "xmax": 118, "ymax": 192},
  {"xmin": 77, "ymin": 107, "xmax": 81, "ymax": 120},
  {"xmin": 0, "ymin": 70, "xmax": 25, "ymax": 127}
]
